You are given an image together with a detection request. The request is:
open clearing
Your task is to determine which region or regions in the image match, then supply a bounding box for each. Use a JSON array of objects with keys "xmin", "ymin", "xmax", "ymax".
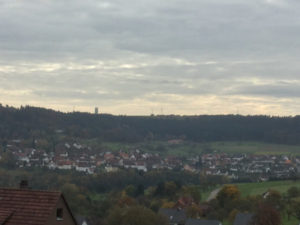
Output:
[{"xmin": 90, "ymin": 141, "xmax": 300, "ymax": 156}]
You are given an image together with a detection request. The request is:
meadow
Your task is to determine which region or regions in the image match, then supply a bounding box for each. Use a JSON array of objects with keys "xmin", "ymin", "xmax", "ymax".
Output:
[
  {"xmin": 235, "ymin": 180, "xmax": 300, "ymax": 197},
  {"xmin": 214, "ymin": 180, "xmax": 300, "ymax": 225},
  {"xmin": 85, "ymin": 140, "xmax": 300, "ymax": 156}
]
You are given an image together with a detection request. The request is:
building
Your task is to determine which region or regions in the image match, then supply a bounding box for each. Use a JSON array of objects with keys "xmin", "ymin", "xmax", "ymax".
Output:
[
  {"xmin": 185, "ymin": 219, "xmax": 222, "ymax": 225},
  {"xmin": 233, "ymin": 213, "xmax": 253, "ymax": 225},
  {"xmin": 0, "ymin": 181, "xmax": 78, "ymax": 225},
  {"xmin": 94, "ymin": 107, "xmax": 98, "ymax": 114},
  {"xmin": 159, "ymin": 208, "xmax": 186, "ymax": 225}
]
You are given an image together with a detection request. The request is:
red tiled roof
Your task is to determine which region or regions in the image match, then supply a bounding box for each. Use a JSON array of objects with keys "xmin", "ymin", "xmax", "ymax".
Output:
[
  {"xmin": 0, "ymin": 188, "xmax": 61, "ymax": 225},
  {"xmin": 0, "ymin": 208, "xmax": 14, "ymax": 224}
]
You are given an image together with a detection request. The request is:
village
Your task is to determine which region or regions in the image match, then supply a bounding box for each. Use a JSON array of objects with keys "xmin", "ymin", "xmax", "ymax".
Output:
[{"xmin": 3, "ymin": 139, "xmax": 300, "ymax": 181}]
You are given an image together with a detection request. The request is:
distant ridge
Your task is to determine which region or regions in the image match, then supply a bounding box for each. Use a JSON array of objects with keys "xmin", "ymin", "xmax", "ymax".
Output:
[{"xmin": 0, "ymin": 104, "xmax": 300, "ymax": 144}]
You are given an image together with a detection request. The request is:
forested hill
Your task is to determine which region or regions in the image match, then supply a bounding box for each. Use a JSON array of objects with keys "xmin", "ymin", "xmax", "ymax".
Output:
[{"xmin": 1, "ymin": 104, "xmax": 300, "ymax": 144}]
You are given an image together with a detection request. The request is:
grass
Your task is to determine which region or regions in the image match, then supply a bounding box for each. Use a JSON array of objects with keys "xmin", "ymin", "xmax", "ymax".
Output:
[
  {"xmin": 209, "ymin": 180, "xmax": 300, "ymax": 224},
  {"xmin": 222, "ymin": 221, "xmax": 232, "ymax": 225},
  {"xmin": 79, "ymin": 137, "xmax": 300, "ymax": 157},
  {"xmin": 282, "ymin": 215, "xmax": 299, "ymax": 225},
  {"xmin": 88, "ymin": 193, "xmax": 106, "ymax": 201},
  {"xmin": 210, "ymin": 141, "xmax": 300, "ymax": 155},
  {"xmin": 83, "ymin": 140, "xmax": 300, "ymax": 156},
  {"xmin": 236, "ymin": 180, "xmax": 300, "ymax": 197}
]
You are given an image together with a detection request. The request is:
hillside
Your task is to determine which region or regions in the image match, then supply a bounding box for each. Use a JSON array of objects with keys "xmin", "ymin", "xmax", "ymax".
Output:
[{"xmin": 1, "ymin": 104, "xmax": 300, "ymax": 145}]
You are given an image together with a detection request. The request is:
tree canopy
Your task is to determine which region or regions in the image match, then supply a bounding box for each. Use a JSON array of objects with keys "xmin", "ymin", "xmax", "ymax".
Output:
[{"xmin": 1, "ymin": 104, "xmax": 300, "ymax": 145}]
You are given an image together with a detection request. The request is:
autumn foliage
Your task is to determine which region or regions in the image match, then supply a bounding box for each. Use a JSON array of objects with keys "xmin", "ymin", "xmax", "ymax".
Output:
[
  {"xmin": 251, "ymin": 203, "xmax": 281, "ymax": 225},
  {"xmin": 216, "ymin": 185, "xmax": 240, "ymax": 207}
]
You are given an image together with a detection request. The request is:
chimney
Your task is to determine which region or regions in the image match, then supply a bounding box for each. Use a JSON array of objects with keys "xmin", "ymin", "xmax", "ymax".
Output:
[{"xmin": 19, "ymin": 180, "xmax": 29, "ymax": 189}]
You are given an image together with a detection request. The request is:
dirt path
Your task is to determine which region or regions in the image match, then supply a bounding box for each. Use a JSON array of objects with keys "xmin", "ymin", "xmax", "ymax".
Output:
[{"xmin": 206, "ymin": 187, "xmax": 221, "ymax": 201}]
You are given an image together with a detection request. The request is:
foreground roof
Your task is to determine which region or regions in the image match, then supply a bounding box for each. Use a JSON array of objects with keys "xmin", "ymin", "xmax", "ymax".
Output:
[
  {"xmin": 159, "ymin": 208, "xmax": 187, "ymax": 224},
  {"xmin": 0, "ymin": 188, "xmax": 61, "ymax": 225},
  {"xmin": 186, "ymin": 218, "xmax": 222, "ymax": 225},
  {"xmin": 233, "ymin": 213, "xmax": 253, "ymax": 225}
]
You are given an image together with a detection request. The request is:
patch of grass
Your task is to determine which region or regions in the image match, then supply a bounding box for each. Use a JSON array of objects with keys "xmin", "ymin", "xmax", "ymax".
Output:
[
  {"xmin": 89, "ymin": 193, "xmax": 106, "ymax": 201},
  {"xmin": 210, "ymin": 141, "xmax": 300, "ymax": 155},
  {"xmin": 82, "ymin": 139, "xmax": 300, "ymax": 156},
  {"xmin": 282, "ymin": 215, "xmax": 299, "ymax": 225},
  {"xmin": 222, "ymin": 220, "xmax": 232, "ymax": 225},
  {"xmin": 236, "ymin": 180, "xmax": 300, "ymax": 197}
]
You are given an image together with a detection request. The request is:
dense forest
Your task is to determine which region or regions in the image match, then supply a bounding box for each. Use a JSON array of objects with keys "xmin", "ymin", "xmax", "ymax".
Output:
[
  {"xmin": 1, "ymin": 104, "xmax": 300, "ymax": 144},
  {"xmin": 0, "ymin": 167, "xmax": 227, "ymax": 224},
  {"xmin": 1, "ymin": 167, "xmax": 299, "ymax": 225},
  {"xmin": 2, "ymin": 104, "xmax": 300, "ymax": 225}
]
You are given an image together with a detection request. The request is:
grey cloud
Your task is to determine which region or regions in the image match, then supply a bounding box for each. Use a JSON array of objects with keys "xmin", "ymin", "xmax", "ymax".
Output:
[
  {"xmin": 1, "ymin": 0, "xmax": 300, "ymax": 114},
  {"xmin": 1, "ymin": 0, "xmax": 300, "ymax": 59},
  {"xmin": 229, "ymin": 82, "xmax": 300, "ymax": 98}
]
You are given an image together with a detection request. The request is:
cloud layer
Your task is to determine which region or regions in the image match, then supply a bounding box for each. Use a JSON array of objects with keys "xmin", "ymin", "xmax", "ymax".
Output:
[{"xmin": 1, "ymin": 0, "xmax": 300, "ymax": 115}]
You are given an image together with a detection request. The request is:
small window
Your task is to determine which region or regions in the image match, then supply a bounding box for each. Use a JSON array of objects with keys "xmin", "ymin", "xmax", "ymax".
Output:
[{"xmin": 56, "ymin": 208, "xmax": 63, "ymax": 220}]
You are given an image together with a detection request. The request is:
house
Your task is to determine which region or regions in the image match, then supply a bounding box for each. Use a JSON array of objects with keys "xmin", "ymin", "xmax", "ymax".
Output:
[
  {"xmin": 159, "ymin": 208, "xmax": 186, "ymax": 225},
  {"xmin": 233, "ymin": 213, "xmax": 253, "ymax": 225},
  {"xmin": 57, "ymin": 160, "xmax": 73, "ymax": 170},
  {"xmin": 185, "ymin": 218, "xmax": 222, "ymax": 225},
  {"xmin": 0, "ymin": 182, "xmax": 78, "ymax": 225},
  {"xmin": 174, "ymin": 196, "xmax": 194, "ymax": 209},
  {"xmin": 76, "ymin": 215, "xmax": 90, "ymax": 225},
  {"xmin": 75, "ymin": 162, "xmax": 93, "ymax": 174}
]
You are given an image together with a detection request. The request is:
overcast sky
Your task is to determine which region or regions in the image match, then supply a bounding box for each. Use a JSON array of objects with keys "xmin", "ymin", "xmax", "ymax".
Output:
[{"xmin": 1, "ymin": 0, "xmax": 300, "ymax": 115}]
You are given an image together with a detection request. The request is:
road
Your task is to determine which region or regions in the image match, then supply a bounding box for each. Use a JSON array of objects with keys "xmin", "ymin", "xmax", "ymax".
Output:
[{"xmin": 206, "ymin": 187, "xmax": 221, "ymax": 201}]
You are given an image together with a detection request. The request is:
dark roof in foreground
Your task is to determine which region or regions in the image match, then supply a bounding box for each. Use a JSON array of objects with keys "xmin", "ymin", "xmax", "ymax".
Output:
[
  {"xmin": 233, "ymin": 213, "xmax": 253, "ymax": 225},
  {"xmin": 186, "ymin": 218, "xmax": 222, "ymax": 225},
  {"xmin": 76, "ymin": 215, "xmax": 90, "ymax": 225},
  {"xmin": 0, "ymin": 188, "xmax": 61, "ymax": 225},
  {"xmin": 159, "ymin": 208, "xmax": 186, "ymax": 224}
]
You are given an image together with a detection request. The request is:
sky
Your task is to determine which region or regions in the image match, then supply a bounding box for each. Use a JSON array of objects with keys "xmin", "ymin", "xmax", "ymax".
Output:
[{"xmin": 1, "ymin": 0, "xmax": 300, "ymax": 115}]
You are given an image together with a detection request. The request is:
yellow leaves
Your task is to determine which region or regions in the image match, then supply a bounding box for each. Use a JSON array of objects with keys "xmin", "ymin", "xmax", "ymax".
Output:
[
  {"xmin": 118, "ymin": 192, "xmax": 137, "ymax": 207},
  {"xmin": 185, "ymin": 204, "xmax": 203, "ymax": 218},
  {"xmin": 219, "ymin": 185, "xmax": 241, "ymax": 200},
  {"xmin": 216, "ymin": 185, "xmax": 241, "ymax": 207},
  {"xmin": 161, "ymin": 200, "xmax": 176, "ymax": 209},
  {"xmin": 228, "ymin": 209, "xmax": 239, "ymax": 223}
]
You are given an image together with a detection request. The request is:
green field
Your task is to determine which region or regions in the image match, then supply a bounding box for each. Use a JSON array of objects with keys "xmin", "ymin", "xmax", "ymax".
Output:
[
  {"xmin": 208, "ymin": 180, "xmax": 300, "ymax": 199},
  {"xmin": 201, "ymin": 180, "xmax": 300, "ymax": 202},
  {"xmin": 282, "ymin": 215, "xmax": 299, "ymax": 225},
  {"xmin": 83, "ymin": 140, "xmax": 300, "ymax": 156},
  {"xmin": 202, "ymin": 180, "xmax": 300, "ymax": 202},
  {"xmin": 217, "ymin": 180, "xmax": 300, "ymax": 225},
  {"xmin": 210, "ymin": 142, "xmax": 300, "ymax": 155}
]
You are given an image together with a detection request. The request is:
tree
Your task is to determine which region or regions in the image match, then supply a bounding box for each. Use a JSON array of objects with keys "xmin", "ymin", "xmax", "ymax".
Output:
[
  {"xmin": 61, "ymin": 183, "xmax": 89, "ymax": 214},
  {"xmin": 164, "ymin": 181, "xmax": 178, "ymax": 198},
  {"xmin": 216, "ymin": 185, "xmax": 240, "ymax": 207},
  {"xmin": 228, "ymin": 209, "xmax": 239, "ymax": 223},
  {"xmin": 264, "ymin": 190, "xmax": 284, "ymax": 211},
  {"xmin": 251, "ymin": 204, "xmax": 281, "ymax": 225},
  {"xmin": 117, "ymin": 195, "xmax": 137, "ymax": 207},
  {"xmin": 0, "ymin": 152, "xmax": 17, "ymax": 169},
  {"xmin": 155, "ymin": 182, "xmax": 165, "ymax": 196},
  {"xmin": 135, "ymin": 184, "xmax": 145, "ymax": 197},
  {"xmin": 182, "ymin": 185, "xmax": 202, "ymax": 203},
  {"xmin": 292, "ymin": 201, "xmax": 300, "ymax": 221},
  {"xmin": 161, "ymin": 201, "xmax": 175, "ymax": 209},
  {"xmin": 1, "ymin": 139, "xmax": 7, "ymax": 152},
  {"xmin": 186, "ymin": 204, "xmax": 202, "ymax": 218},
  {"xmin": 287, "ymin": 186, "xmax": 300, "ymax": 199},
  {"xmin": 106, "ymin": 205, "xmax": 168, "ymax": 225}
]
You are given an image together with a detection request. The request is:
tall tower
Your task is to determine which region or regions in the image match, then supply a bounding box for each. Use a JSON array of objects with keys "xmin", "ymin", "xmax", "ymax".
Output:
[{"xmin": 95, "ymin": 107, "xmax": 99, "ymax": 114}]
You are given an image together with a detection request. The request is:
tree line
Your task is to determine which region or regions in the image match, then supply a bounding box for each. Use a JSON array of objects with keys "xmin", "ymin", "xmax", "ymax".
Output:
[
  {"xmin": 1, "ymin": 104, "xmax": 300, "ymax": 144},
  {"xmin": 1, "ymin": 166, "xmax": 297, "ymax": 225}
]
